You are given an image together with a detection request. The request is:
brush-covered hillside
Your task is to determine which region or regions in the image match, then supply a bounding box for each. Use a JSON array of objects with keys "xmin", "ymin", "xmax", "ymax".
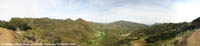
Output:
[
  {"xmin": 0, "ymin": 17, "xmax": 200, "ymax": 46},
  {"xmin": 0, "ymin": 17, "xmax": 149, "ymax": 46},
  {"xmin": 121, "ymin": 17, "xmax": 200, "ymax": 46}
]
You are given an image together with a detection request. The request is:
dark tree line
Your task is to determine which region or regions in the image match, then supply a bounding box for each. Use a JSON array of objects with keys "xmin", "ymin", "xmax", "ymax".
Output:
[{"xmin": 0, "ymin": 18, "xmax": 31, "ymax": 31}]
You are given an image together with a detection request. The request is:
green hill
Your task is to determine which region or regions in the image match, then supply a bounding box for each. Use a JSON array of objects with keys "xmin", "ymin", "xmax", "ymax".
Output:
[
  {"xmin": 110, "ymin": 20, "xmax": 149, "ymax": 30},
  {"xmin": 1, "ymin": 17, "xmax": 199, "ymax": 46},
  {"xmin": 0, "ymin": 17, "xmax": 149, "ymax": 46}
]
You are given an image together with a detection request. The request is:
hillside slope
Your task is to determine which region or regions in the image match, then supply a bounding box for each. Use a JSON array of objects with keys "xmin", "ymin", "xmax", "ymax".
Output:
[
  {"xmin": 186, "ymin": 29, "xmax": 200, "ymax": 46},
  {"xmin": 0, "ymin": 27, "xmax": 22, "ymax": 46},
  {"xmin": 110, "ymin": 20, "xmax": 148, "ymax": 29},
  {"xmin": 0, "ymin": 18, "xmax": 150, "ymax": 46}
]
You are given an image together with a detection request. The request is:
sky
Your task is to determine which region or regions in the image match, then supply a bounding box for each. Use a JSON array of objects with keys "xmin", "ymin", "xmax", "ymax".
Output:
[{"xmin": 0, "ymin": 0, "xmax": 200, "ymax": 24}]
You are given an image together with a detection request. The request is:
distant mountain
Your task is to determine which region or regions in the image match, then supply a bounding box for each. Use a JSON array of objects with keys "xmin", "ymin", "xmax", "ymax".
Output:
[{"xmin": 110, "ymin": 20, "xmax": 149, "ymax": 30}]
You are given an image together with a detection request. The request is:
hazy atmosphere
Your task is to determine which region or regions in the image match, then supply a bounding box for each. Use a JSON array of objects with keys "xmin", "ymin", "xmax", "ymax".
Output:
[{"xmin": 0, "ymin": 0, "xmax": 200, "ymax": 24}]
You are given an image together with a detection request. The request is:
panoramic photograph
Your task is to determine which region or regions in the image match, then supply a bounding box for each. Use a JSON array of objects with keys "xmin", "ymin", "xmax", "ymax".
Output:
[{"xmin": 0, "ymin": 0, "xmax": 200, "ymax": 46}]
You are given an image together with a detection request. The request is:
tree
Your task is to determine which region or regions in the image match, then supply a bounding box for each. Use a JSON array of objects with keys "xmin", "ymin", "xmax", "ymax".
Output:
[
  {"xmin": 9, "ymin": 18, "xmax": 31, "ymax": 31},
  {"xmin": 0, "ymin": 20, "xmax": 16, "ymax": 30}
]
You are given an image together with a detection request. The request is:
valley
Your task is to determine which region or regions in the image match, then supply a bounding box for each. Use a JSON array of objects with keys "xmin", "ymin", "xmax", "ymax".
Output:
[{"xmin": 0, "ymin": 17, "xmax": 200, "ymax": 46}]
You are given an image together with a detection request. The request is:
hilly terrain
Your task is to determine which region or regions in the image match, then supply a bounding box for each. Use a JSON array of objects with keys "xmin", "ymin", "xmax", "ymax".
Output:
[
  {"xmin": 0, "ymin": 17, "xmax": 200, "ymax": 46},
  {"xmin": 111, "ymin": 20, "xmax": 148, "ymax": 30},
  {"xmin": 0, "ymin": 17, "xmax": 149, "ymax": 46}
]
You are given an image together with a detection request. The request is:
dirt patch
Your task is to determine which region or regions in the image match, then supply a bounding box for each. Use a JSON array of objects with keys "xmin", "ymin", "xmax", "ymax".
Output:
[
  {"xmin": 186, "ymin": 29, "xmax": 200, "ymax": 46},
  {"xmin": 132, "ymin": 42, "xmax": 140, "ymax": 46},
  {"xmin": 0, "ymin": 28, "xmax": 22, "ymax": 46}
]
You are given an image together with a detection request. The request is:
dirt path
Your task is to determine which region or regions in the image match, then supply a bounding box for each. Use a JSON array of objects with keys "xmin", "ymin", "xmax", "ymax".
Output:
[
  {"xmin": 119, "ymin": 32, "xmax": 132, "ymax": 40},
  {"xmin": 0, "ymin": 28, "xmax": 22, "ymax": 46},
  {"xmin": 186, "ymin": 29, "xmax": 200, "ymax": 46},
  {"xmin": 132, "ymin": 42, "xmax": 140, "ymax": 46},
  {"xmin": 120, "ymin": 33, "xmax": 132, "ymax": 37}
]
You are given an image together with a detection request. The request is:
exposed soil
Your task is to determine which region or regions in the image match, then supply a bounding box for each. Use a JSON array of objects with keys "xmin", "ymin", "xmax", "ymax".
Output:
[
  {"xmin": 0, "ymin": 28, "xmax": 22, "ymax": 46},
  {"xmin": 186, "ymin": 29, "xmax": 200, "ymax": 46}
]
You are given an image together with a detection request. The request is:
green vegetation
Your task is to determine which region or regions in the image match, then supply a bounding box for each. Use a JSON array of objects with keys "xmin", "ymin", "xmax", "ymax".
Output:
[
  {"xmin": 0, "ymin": 17, "xmax": 148, "ymax": 46},
  {"xmin": 0, "ymin": 17, "xmax": 200, "ymax": 46},
  {"xmin": 81, "ymin": 31, "xmax": 105, "ymax": 45}
]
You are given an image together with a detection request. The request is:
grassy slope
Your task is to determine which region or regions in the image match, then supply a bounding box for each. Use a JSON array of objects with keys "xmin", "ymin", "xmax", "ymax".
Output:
[{"xmin": 0, "ymin": 18, "xmax": 149, "ymax": 46}]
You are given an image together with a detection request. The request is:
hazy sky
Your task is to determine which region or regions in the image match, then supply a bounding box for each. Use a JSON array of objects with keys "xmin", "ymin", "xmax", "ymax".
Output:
[{"xmin": 0, "ymin": 0, "xmax": 200, "ymax": 24}]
